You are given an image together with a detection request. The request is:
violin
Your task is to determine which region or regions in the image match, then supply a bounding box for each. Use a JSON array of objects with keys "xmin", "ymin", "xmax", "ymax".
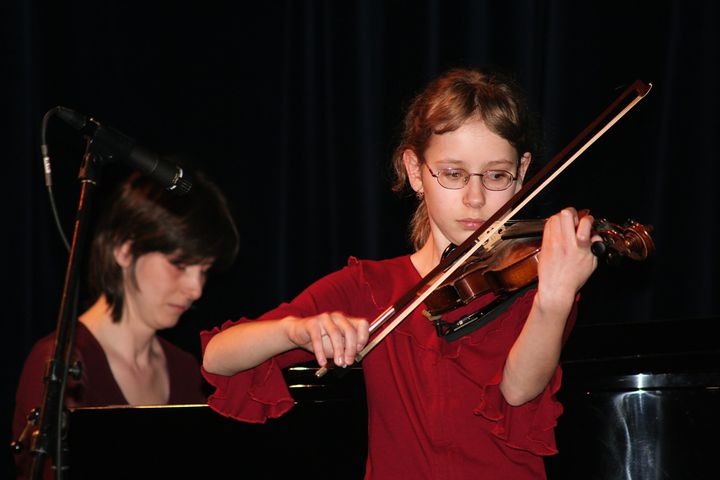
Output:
[{"xmin": 422, "ymin": 214, "xmax": 655, "ymax": 318}]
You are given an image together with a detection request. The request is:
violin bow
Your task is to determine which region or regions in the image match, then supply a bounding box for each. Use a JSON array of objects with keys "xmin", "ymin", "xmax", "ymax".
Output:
[{"xmin": 317, "ymin": 80, "xmax": 652, "ymax": 377}]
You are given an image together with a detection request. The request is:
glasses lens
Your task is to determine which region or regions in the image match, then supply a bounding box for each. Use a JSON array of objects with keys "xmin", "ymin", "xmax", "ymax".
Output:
[
  {"xmin": 482, "ymin": 170, "xmax": 514, "ymax": 191},
  {"xmin": 437, "ymin": 168, "xmax": 468, "ymax": 189}
]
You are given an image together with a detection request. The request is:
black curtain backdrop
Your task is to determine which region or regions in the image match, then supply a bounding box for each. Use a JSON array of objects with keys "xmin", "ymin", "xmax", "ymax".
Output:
[{"xmin": 3, "ymin": 0, "xmax": 719, "ymax": 476}]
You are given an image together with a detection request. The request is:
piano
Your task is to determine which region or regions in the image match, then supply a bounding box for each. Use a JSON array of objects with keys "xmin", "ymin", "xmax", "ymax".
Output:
[
  {"xmin": 62, "ymin": 317, "xmax": 719, "ymax": 479},
  {"xmin": 546, "ymin": 316, "xmax": 720, "ymax": 479},
  {"xmin": 65, "ymin": 367, "xmax": 367, "ymax": 479}
]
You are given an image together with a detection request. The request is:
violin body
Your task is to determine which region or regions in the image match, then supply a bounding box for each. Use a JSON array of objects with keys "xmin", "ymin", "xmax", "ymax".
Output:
[{"xmin": 423, "ymin": 216, "xmax": 654, "ymax": 318}]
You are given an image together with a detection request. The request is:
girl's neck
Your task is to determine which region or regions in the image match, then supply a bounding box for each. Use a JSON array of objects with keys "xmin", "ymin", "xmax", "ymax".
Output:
[{"xmin": 410, "ymin": 235, "xmax": 445, "ymax": 277}]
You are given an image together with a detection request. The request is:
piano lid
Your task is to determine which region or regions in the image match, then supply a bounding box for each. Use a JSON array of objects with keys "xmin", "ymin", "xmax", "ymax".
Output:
[{"xmin": 560, "ymin": 315, "xmax": 720, "ymax": 380}]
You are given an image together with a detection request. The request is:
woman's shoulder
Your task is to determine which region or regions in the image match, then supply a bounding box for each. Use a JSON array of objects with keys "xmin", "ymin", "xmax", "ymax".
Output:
[
  {"xmin": 23, "ymin": 322, "xmax": 100, "ymax": 364},
  {"xmin": 17, "ymin": 331, "xmax": 57, "ymax": 390},
  {"xmin": 24, "ymin": 329, "xmax": 56, "ymax": 359}
]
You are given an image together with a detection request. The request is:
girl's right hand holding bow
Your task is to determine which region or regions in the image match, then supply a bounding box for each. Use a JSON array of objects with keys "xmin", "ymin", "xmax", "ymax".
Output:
[
  {"xmin": 283, "ymin": 313, "xmax": 369, "ymax": 368},
  {"xmin": 203, "ymin": 313, "xmax": 369, "ymax": 376}
]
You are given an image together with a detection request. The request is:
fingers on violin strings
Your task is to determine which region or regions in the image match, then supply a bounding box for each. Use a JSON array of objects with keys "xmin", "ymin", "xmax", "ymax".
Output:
[
  {"xmin": 576, "ymin": 214, "xmax": 595, "ymax": 247},
  {"xmin": 558, "ymin": 208, "xmax": 591, "ymax": 247},
  {"xmin": 559, "ymin": 208, "xmax": 578, "ymax": 238},
  {"xmin": 543, "ymin": 210, "xmax": 566, "ymax": 245},
  {"xmin": 566, "ymin": 207, "xmax": 580, "ymax": 226}
]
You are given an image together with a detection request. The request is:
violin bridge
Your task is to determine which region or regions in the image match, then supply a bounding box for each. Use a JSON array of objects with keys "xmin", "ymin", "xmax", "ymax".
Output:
[{"xmin": 478, "ymin": 225, "xmax": 504, "ymax": 250}]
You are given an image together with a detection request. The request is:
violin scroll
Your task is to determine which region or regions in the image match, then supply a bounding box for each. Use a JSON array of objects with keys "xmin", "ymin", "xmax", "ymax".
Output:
[{"xmin": 591, "ymin": 218, "xmax": 654, "ymax": 263}]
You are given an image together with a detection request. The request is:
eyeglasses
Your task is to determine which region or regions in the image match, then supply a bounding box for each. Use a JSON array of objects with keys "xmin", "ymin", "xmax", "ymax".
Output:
[{"xmin": 425, "ymin": 164, "xmax": 517, "ymax": 191}]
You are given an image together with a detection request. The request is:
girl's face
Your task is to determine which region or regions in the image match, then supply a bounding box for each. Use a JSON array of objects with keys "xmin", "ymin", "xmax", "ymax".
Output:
[
  {"xmin": 405, "ymin": 119, "xmax": 530, "ymax": 253},
  {"xmin": 115, "ymin": 244, "xmax": 211, "ymax": 330}
]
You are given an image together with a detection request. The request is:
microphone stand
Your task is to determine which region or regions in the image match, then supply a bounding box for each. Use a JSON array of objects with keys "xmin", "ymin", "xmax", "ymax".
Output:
[{"xmin": 29, "ymin": 140, "xmax": 101, "ymax": 479}]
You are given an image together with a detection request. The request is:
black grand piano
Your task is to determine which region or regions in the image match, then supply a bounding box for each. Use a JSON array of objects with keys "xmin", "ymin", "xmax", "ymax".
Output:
[
  {"xmin": 62, "ymin": 317, "xmax": 720, "ymax": 479},
  {"xmin": 546, "ymin": 316, "xmax": 720, "ymax": 479},
  {"xmin": 65, "ymin": 368, "xmax": 369, "ymax": 479}
]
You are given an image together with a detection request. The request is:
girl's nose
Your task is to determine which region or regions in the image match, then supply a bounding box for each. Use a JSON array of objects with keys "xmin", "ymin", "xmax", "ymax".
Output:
[{"xmin": 463, "ymin": 175, "xmax": 486, "ymax": 208}]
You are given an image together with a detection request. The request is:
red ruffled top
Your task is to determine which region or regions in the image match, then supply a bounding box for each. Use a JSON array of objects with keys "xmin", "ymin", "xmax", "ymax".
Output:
[{"xmin": 201, "ymin": 255, "xmax": 577, "ymax": 480}]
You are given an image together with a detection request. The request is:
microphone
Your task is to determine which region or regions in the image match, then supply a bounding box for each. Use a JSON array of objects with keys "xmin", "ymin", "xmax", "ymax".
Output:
[{"xmin": 54, "ymin": 106, "xmax": 192, "ymax": 194}]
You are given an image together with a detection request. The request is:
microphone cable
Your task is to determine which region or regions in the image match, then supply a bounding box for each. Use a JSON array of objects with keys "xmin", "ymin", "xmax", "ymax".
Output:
[{"xmin": 40, "ymin": 107, "xmax": 71, "ymax": 254}]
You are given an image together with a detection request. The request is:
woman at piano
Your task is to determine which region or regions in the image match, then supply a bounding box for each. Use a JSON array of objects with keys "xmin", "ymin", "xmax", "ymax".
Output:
[{"xmin": 13, "ymin": 170, "xmax": 238, "ymax": 478}]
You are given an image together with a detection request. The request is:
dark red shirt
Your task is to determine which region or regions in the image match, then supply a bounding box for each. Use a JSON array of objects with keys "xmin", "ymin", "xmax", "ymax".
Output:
[
  {"xmin": 201, "ymin": 256, "xmax": 578, "ymax": 480},
  {"xmin": 13, "ymin": 322, "xmax": 206, "ymax": 479}
]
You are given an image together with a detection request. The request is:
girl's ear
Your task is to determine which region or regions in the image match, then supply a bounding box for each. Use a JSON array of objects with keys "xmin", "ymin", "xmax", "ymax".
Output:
[
  {"xmin": 113, "ymin": 241, "xmax": 133, "ymax": 268},
  {"xmin": 516, "ymin": 152, "xmax": 532, "ymax": 189},
  {"xmin": 403, "ymin": 149, "xmax": 424, "ymax": 195}
]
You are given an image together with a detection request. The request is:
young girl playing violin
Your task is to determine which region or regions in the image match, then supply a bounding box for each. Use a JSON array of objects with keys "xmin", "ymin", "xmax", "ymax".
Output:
[{"xmin": 201, "ymin": 67, "xmax": 599, "ymax": 480}]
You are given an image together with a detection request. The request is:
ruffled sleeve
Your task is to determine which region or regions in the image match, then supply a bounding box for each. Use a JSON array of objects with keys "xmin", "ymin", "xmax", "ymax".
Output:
[
  {"xmin": 199, "ymin": 259, "xmax": 371, "ymax": 423},
  {"xmin": 200, "ymin": 319, "xmax": 313, "ymax": 423},
  {"xmin": 473, "ymin": 366, "xmax": 564, "ymax": 455},
  {"xmin": 472, "ymin": 296, "xmax": 579, "ymax": 456}
]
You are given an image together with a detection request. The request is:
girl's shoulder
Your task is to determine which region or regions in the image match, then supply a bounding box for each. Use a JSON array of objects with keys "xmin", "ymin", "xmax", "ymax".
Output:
[
  {"xmin": 343, "ymin": 254, "xmax": 415, "ymax": 281},
  {"xmin": 334, "ymin": 255, "xmax": 418, "ymax": 310}
]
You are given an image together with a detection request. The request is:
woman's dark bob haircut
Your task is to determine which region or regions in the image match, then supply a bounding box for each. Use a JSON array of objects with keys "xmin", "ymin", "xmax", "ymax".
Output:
[{"xmin": 88, "ymin": 170, "xmax": 239, "ymax": 322}]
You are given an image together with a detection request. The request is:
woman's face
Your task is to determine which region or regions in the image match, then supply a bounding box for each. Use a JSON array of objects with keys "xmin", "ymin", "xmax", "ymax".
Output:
[
  {"xmin": 116, "ymin": 245, "xmax": 211, "ymax": 330},
  {"xmin": 406, "ymin": 119, "xmax": 530, "ymax": 253}
]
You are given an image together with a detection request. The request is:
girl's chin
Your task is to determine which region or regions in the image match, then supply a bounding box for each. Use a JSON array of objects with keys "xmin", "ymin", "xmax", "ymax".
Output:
[{"xmin": 449, "ymin": 231, "xmax": 474, "ymax": 245}]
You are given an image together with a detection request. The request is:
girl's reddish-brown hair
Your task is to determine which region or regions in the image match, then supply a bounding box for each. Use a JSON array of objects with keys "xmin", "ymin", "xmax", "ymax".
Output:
[{"xmin": 391, "ymin": 67, "xmax": 540, "ymax": 250}]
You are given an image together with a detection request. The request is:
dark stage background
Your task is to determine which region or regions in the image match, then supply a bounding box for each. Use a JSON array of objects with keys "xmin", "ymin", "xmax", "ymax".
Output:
[{"xmin": 3, "ymin": 0, "xmax": 719, "ymax": 477}]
